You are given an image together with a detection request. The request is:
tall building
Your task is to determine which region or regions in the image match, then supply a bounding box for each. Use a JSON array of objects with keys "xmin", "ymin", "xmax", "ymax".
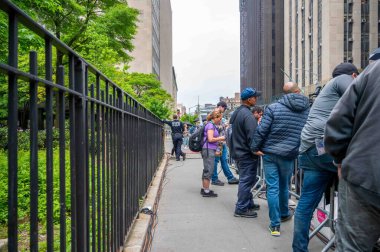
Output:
[
  {"xmin": 240, "ymin": 0, "xmax": 284, "ymax": 104},
  {"xmin": 127, "ymin": 0, "xmax": 178, "ymax": 104},
  {"xmin": 284, "ymin": 0, "xmax": 380, "ymax": 96}
]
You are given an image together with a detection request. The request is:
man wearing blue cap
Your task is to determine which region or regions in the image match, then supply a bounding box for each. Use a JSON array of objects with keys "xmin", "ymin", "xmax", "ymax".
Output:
[{"xmin": 230, "ymin": 87, "xmax": 262, "ymax": 218}]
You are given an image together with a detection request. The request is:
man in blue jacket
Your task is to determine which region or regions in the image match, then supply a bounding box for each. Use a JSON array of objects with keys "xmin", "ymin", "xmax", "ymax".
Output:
[
  {"xmin": 230, "ymin": 87, "xmax": 261, "ymax": 218},
  {"xmin": 251, "ymin": 82, "xmax": 309, "ymax": 237}
]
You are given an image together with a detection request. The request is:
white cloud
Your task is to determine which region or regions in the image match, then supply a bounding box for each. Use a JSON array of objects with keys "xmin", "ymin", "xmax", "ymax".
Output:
[{"xmin": 172, "ymin": 0, "xmax": 240, "ymax": 109}]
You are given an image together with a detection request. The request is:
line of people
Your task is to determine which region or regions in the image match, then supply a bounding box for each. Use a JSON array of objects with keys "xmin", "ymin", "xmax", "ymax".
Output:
[{"xmin": 198, "ymin": 61, "xmax": 380, "ymax": 251}]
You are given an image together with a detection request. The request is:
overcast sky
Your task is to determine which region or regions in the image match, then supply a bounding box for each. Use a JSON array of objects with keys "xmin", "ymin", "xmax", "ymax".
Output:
[{"xmin": 171, "ymin": 0, "xmax": 240, "ymax": 110}]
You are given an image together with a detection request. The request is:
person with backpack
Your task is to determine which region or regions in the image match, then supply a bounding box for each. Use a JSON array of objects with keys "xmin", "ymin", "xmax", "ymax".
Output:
[
  {"xmin": 211, "ymin": 101, "xmax": 239, "ymax": 186},
  {"xmin": 200, "ymin": 110, "xmax": 225, "ymax": 197},
  {"xmin": 163, "ymin": 115, "xmax": 186, "ymax": 161}
]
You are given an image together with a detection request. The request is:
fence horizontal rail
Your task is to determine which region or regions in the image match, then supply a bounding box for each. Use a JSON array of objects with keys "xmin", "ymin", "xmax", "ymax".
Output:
[{"xmin": 0, "ymin": 1, "xmax": 165, "ymax": 251}]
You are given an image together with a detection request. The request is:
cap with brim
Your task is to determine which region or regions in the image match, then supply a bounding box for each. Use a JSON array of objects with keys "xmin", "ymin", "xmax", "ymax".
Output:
[{"xmin": 241, "ymin": 88, "xmax": 262, "ymax": 100}]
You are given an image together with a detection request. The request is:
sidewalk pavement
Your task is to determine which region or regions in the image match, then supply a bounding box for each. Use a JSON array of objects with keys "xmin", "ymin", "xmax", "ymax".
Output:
[{"xmin": 152, "ymin": 140, "xmax": 324, "ymax": 252}]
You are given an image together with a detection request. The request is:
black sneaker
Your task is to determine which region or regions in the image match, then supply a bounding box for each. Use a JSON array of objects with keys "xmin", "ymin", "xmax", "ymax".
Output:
[
  {"xmin": 234, "ymin": 209, "xmax": 258, "ymax": 218},
  {"xmin": 182, "ymin": 153, "xmax": 186, "ymax": 161},
  {"xmin": 202, "ymin": 190, "xmax": 218, "ymax": 197},
  {"xmin": 211, "ymin": 179, "xmax": 225, "ymax": 186},
  {"xmin": 249, "ymin": 203, "xmax": 260, "ymax": 211},
  {"xmin": 269, "ymin": 226, "xmax": 280, "ymax": 237},
  {"xmin": 176, "ymin": 158, "xmax": 180, "ymax": 161},
  {"xmin": 200, "ymin": 188, "xmax": 205, "ymax": 195},
  {"xmin": 228, "ymin": 177, "xmax": 239, "ymax": 184},
  {"xmin": 281, "ymin": 209, "xmax": 294, "ymax": 222}
]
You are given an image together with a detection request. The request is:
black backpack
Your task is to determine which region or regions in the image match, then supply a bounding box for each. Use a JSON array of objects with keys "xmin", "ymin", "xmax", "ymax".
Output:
[{"xmin": 189, "ymin": 123, "xmax": 207, "ymax": 152}]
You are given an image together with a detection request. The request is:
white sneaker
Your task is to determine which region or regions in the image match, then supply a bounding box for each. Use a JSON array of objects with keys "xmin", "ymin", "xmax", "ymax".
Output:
[{"xmin": 288, "ymin": 199, "xmax": 296, "ymax": 207}]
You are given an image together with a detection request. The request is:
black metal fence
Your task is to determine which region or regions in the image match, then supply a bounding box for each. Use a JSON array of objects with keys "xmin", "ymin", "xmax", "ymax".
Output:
[{"xmin": 0, "ymin": 1, "xmax": 164, "ymax": 251}]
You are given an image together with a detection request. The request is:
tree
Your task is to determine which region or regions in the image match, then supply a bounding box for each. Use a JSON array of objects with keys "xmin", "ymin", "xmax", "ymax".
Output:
[
  {"xmin": 0, "ymin": 1, "xmax": 173, "ymax": 123},
  {"xmin": 180, "ymin": 114, "xmax": 198, "ymax": 125},
  {"xmin": 117, "ymin": 73, "xmax": 174, "ymax": 119},
  {"xmin": 12, "ymin": 0, "xmax": 139, "ymax": 66}
]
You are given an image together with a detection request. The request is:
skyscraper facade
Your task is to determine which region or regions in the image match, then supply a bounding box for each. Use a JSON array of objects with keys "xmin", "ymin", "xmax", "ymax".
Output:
[
  {"xmin": 127, "ymin": 0, "xmax": 178, "ymax": 104},
  {"xmin": 240, "ymin": 0, "xmax": 284, "ymax": 104},
  {"xmin": 284, "ymin": 0, "xmax": 380, "ymax": 96}
]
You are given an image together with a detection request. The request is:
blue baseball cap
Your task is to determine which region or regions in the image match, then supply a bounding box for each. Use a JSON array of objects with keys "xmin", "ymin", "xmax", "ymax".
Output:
[{"xmin": 241, "ymin": 88, "xmax": 262, "ymax": 100}]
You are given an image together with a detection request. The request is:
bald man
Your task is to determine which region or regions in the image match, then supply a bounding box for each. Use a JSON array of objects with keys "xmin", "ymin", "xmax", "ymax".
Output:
[
  {"xmin": 251, "ymin": 82, "xmax": 309, "ymax": 237},
  {"xmin": 283, "ymin": 82, "xmax": 302, "ymax": 94}
]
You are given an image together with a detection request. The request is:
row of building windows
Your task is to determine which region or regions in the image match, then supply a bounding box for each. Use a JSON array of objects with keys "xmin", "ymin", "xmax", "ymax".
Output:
[
  {"xmin": 272, "ymin": 0, "xmax": 276, "ymax": 93},
  {"xmin": 152, "ymin": 0, "xmax": 160, "ymax": 77},
  {"xmin": 289, "ymin": 0, "xmax": 293, "ymax": 80},
  {"xmin": 309, "ymin": 0, "xmax": 313, "ymax": 84},
  {"xmin": 290, "ymin": 0, "xmax": 321, "ymax": 86},
  {"xmin": 361, "ymin": 0, "xmax": 370, "ymax": 68},
  {"xmin": 301, "ymin": 0, "xmax": 305, "ymax": 87},
  {"xmin": 317, "ymin": 0, "xmax": 322, "ymax": 82},
  {"xmin": 295, "ymin": 0, "xmax": 299, "ymax": 84},
  {"xmin": 344, "ymin": 0, "xmax": 354, "ymax": 63}
]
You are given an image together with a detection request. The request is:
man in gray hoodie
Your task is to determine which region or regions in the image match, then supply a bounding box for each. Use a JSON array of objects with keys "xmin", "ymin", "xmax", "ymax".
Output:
[
  {"xmin": 324, "ymin": 60, "xmax": 380, "ymax": 251},
  {"xmin": 292, "ymin": 63, "xmax": 359, "ymax": 252}
]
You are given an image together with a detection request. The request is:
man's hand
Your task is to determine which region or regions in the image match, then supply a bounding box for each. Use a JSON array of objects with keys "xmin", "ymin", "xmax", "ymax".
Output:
[{"xmin": 254, "ymin": 151, "xmax": 264, "ymax": 156}]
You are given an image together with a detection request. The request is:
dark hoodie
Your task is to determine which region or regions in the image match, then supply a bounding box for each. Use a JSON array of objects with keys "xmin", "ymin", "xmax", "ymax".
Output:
[
  {"xmin": 251, "ymin": 93, "xmax": 310, "ymax": 159},
  {"xmin": 230, "ymin": 105, "xmax": 258, "ymax": 160}
]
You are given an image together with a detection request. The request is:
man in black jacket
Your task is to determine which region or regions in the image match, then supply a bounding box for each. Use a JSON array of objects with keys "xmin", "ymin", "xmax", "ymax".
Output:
[
  {"xmin": 324, "ymin": 60, "xmax": 380, "ymax": 251},
  {"xmin": 163, "ymin": 115, "xmax": 186, "ymax": 161},
  {"xmin": 230, "ymin": 87, "xmax": 261, "ymax": 218}
]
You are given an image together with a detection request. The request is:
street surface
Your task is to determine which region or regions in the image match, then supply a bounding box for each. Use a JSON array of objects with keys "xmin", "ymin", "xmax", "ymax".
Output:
[{"xmin": 151, "ymin": 140, "xmax": 325, "ymax": 252}]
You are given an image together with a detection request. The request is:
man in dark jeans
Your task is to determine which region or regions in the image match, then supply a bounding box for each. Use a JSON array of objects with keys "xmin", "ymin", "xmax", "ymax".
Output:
[
  {"xmin": 292, "ymin": 63, "xmax": 358, "ymax": 252},
  {"xmin": 163, "ymin": 115, "xmax": 186, "ymax": 161},
  {"xmin": 230, "ymin": 87, "xmax": 261, "ymax": 218}
]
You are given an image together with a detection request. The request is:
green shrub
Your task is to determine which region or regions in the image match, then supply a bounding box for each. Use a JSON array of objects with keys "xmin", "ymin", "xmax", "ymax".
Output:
[
  {"xmin": 0, "ymin": 149, "xmax": 71, "ymax": 226},
  {"xmin": 0, "ymin": 127, "xmax": 70, "ymax": 151}
]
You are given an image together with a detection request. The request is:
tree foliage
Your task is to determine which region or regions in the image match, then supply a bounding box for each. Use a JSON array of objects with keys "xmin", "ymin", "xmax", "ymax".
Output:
[
  {"xmin": 180, "ymin": 114, "xmax": 198, "ymax": 125},
  {"xmin": 0, "ymin": 0, "xmax": 173, "ymax": 122},
  {"xmin": 117, "ymin": 73, "xmax": 174, "ymax": 119}
]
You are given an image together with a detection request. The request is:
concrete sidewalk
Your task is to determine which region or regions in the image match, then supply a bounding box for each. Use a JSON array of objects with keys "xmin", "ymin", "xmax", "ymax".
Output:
[{"xmin": 151, "ymin": 142, "xmax": 325, "ymax": 252}]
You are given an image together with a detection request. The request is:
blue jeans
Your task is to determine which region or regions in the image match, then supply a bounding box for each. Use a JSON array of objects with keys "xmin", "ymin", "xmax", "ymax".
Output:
[
  {"xmin": 235, "ymin": 156, "xmax": 258, "ymax": 211},
  {"xmin": 292, "ymin": 146, "xmax": 336, "ymax": 252},
  {"xmin": 263, "ymin": 154, "xmax": 293, "ymax": 228},
  {"xmin": 212, "ymin": 144, "xmax": 234, "ymax": 182}
]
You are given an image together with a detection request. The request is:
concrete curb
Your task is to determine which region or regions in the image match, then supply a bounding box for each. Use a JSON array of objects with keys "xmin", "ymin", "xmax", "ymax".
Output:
[
  {"xmin": 123, "ymin": 155, "xmax": 168, "ymax": 252},
  {"xmin": 0, "ymin": 239, "xmax": 7, "ymax": 252}
]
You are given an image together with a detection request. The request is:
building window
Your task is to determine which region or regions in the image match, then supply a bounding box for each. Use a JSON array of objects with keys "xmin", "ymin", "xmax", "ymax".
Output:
[
  {"xmin": 152, "ymin": 0, "xmax": 160, "ymax": 76},
  {"xmin": 289, "ymin": 0, "xmax": 293, "ymax": 79},
  {"xmin": 295, "ymin": 0, "xmax": 299, "ymax": 83},
  {"xmin": 318, "ymin": 0, "xmax": 322, "ymax": 82},
  {"xmin": 344, "ymin": 0, "xmax": 353, "ymax": 63},
  {"xmin": 378, "ymin": 0, "xmax": 380, "ymax": 47},
  {"xmin": 273, "ymin": 0, "xmax": 276, "ymax": 94},
  {"xmin": 309, "ymin": 0, "xmax": 313, "ymax": 85},
  {"xmin": 302, "ymin": 0, "xmax": 305, "ymax": 87},
  {"xmin": 361, "ymin": 0, "xmax": 370, "ymax": 68}
]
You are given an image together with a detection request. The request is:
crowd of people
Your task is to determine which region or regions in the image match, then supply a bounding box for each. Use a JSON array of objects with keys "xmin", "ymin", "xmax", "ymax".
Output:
[{"xmin": 163, "ymin": 60, "xmax": 380, "ymax": 251}]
